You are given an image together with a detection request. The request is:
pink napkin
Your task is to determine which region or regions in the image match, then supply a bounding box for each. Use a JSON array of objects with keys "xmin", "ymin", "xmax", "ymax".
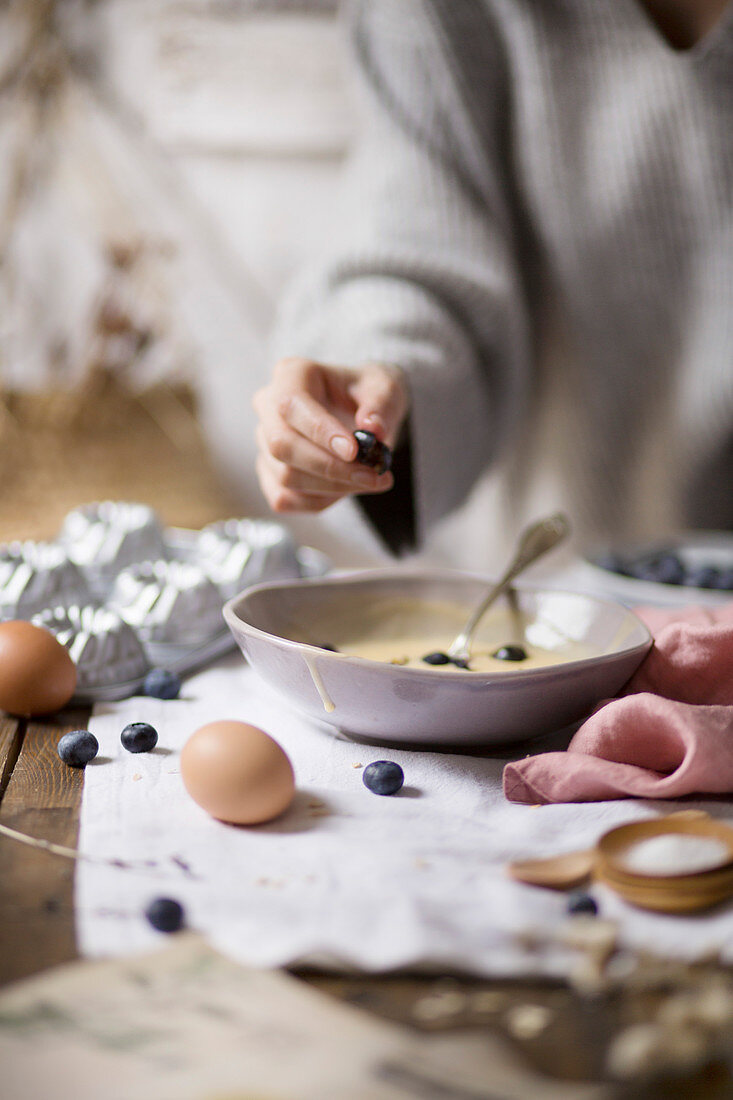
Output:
[{"xmin": 503, "ymin": 602, "xmax": 733, "ymax": 804}]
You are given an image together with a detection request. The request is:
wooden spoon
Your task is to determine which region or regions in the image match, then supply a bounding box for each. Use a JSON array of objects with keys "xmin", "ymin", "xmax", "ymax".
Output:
[{"xmin": 507, "ymin": 848, "xmax": 595, "ymax": 890}]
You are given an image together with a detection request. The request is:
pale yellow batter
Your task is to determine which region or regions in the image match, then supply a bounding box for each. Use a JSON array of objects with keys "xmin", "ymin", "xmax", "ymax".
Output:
[{"xmin": 315, "ymin": 597, "xmax": 592, "ymax": 673}]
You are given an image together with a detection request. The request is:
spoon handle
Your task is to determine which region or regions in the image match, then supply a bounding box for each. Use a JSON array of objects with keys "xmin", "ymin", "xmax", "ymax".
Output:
[{"xmin": 448, "ymin": 512, "xmax": 571, "ymax": 661}]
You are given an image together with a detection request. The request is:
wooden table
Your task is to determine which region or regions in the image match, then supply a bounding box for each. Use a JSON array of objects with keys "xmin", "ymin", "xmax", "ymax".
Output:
[{"xmin": 2, "ymin": 705, "xmax": 732, "ymax": 1099}]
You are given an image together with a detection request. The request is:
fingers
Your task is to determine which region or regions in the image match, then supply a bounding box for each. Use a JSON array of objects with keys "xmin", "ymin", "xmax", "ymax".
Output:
[
  {"xmin": 256, "ymin": 455, "xmax": 343, "ymax": 514},
  {"xmin": 278, "ymin": 389, "xmax": 358, "ymax": 462},
  {"xmin": 254, "ymin": 417, "xmax": 390, "ymax": 489},
  {"xmin": 255, "ymin": 425, "xmax": 393, "ymax": 513},
  {"xmin": 266, "ymin": 357, "xmax": 358, "ymax": 463},
  {"xmin": 349, "ymin": 364, "xmax": 409, "ymax": 448},
  {"xmin": 253, "ymin": 357, "xmax": 402, "ymax": 515},
  {"xmin": 256, "ymin": 451, "xmax": 392, "ymax": 513}
]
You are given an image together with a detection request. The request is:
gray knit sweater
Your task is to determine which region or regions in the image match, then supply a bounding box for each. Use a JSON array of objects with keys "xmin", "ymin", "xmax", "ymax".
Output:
[{"xmin": 274, "ymin": 0, "xmax": 733, "ymax": 554}]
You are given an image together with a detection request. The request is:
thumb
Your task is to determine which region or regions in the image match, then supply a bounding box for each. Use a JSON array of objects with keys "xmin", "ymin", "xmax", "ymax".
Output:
[{"xmin": 351, "ymin": 364, "xmax": 408, "ymax": 448}]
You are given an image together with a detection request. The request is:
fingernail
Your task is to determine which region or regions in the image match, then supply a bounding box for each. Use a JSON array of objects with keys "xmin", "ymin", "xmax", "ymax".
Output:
[
  {"xmin": 331, "ymin": 435, "xmax": 353, "ymax": 460},
  {"xmin": 362, "ymin": 413, "xmax": 385, "ymax": 433}
]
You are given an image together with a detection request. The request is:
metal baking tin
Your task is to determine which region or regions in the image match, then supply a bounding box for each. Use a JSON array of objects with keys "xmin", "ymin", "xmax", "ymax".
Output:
[
  {"xmin": 1, "ymin": 502, "xmax": 329, "ymax": 703},
  {"xmin": 34, "ymin": 604, "xmax": 150, "ymax": 698},
  {"xmin": 110, "ymin": 560, "xmax": 225, "ymax": 645},
  {"xmin": 59, "ymin": 501, "xmax": 167, "ymax": 600},
  {"xmin": 0, "ymin": 541, "xmax": 90, "ymax": 618}
]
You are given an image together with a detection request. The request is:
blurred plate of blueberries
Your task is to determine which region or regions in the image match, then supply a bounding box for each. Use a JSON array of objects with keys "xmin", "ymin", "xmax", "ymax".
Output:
[{"xmin": 584, "ymin": 531, "xmax": 733, "ymax": 608}]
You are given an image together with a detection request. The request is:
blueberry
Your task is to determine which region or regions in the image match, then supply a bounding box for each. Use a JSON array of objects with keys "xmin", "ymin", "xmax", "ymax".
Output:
[
  {"xmin": 144, "ymin": 897, "xmax": 184, "ymax": 933},
  {"xmin": 593, "ymin": 551, "xmax": 629, "ymax": 575},
  {"xmin": 567, "ymin": 892, "xmax": 598, "ymax": 916},
  {"xmin": 492, "ymin": 645, "xmax": 528, "ymax": 662},
  {"xmin": 57, "ymin": 730, "xmax": 99, "ymax": 768},
  {"xmin": 353, "ymin": 430, "xmax": 392, "ymax": 475},
  {"xmin": 320, "ymin": 643, "xmax": 339, "ymax": 652},
  {"xmin": 684, "ymin": 565, "xmax": 724, "ymax": 589},
  {"xmin": 450, "ymin": 657, "xmax": 471, "ymax": 670},
  {"xmin": 628, "ymin": 552, "xmax": 685, "ymax": 585},
  {"xmin": 717, "ymin": 568, "xmax": 733, "ymax": 591},
  {"xmin": 422, "ymin": 651, "xmax": 451, "ymax": 665},
  {"xmin": 363, "ymin": 760, "xmax": 404, "ymax": 796},
  {"xmin": 143, "ymin": 668, "xmax": 181, "ymax": 700},
  {"xmin": 121, "ymin": 721, "xmax": 158, "ymax": 753}
]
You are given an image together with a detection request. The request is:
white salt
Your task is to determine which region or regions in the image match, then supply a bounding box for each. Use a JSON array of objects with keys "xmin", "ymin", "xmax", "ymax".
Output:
[{"xmin": 622, "ymin": 834, "xmax": 730, "ymax": 876}]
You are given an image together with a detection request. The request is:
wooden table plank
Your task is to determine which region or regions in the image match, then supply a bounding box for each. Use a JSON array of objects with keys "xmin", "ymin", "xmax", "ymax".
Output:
[
  {"xmin": 0, "ymin": 706, "xmax": 89, "ymax": 985},
  {"xmin": 0, "ymin": 714, "xmax": 23, "ymax": 799}
]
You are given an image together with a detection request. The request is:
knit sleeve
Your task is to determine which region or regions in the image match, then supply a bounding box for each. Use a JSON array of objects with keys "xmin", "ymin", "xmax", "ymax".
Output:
[{"xmin": 271, "ymin": 0, "xmax": 533, "ymax": 553}]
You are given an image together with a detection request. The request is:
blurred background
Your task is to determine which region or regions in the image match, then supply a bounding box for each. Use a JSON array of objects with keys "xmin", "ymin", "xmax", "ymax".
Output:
[{"xmin": 0, "ymin": 0, "xmax": 525, "ymax": 570}]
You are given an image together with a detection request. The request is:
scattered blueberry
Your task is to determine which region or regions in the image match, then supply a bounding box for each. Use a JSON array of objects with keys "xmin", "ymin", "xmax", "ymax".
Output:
[
  {"xmin": 596, "ymin": 546, "xmax": 733, "ymax": 590},
  {"xmin": 422, "ymin": 651, "xmax": 451, "ymax": 665},
  {"xmin": 353, "ymin": 430, "xmax": 392, "ymax": 475},
  {"xmin": 492, "ymin": 645, "xmax": 528, "ymax": 662},
  {"xmin": 451, "ymin": 657, "xmax": 472, "ymax": 670},
  {"xmin": 684, "ymin": 565, "xmax": 725, "ymax": 589},
  {"xmin": 121, "ymin": 721, "xmax": 158, "ymax": 753},
  {"xmin": 320, "ymin": 643, "xmax": 339, "ymax": 652},
  {"xmin": 144, "ymin": 897, "xmax": 185, "ymax": 933},
  {"xmin": 363, "ymin": 760, "xmax": 404, "ymax": 796},
  {"xmin": 593, "ymin": 551, "xmax": 630, "ymax": 575},
  {"xmin": 57, "ymin": 730, "xmax": 99, "ymax": 768},
  {"xmin": 143, "ymin": 668, "xmax": 181, "ymax": 700},
  {"xmin": 567, "ymin": 892, "xmax": 598, "ymax": 916},
  {"xmin": 627, "ymin": 552, "xmax": 685, "ymax": 585}
]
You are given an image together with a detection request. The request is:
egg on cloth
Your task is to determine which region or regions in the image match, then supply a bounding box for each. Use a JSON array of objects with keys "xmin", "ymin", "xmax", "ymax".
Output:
[
  {"xmin": 0, "ymin": 620, "xmax": 77, "ymax": 716},
  {"xmin": 180, "ymin": 720, "xmax": 295, "ymax": 825}
]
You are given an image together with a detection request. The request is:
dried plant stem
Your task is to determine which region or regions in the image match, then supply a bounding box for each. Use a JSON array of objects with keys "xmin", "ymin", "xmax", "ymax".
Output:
[{"xmin": 0, "ymin": 819, "xmax": 157, "ymax": 873}]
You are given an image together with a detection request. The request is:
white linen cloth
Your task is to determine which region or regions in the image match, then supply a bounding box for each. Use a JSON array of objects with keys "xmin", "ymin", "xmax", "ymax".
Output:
[{"xmin": 78, "ymin": 653, "xmax": 733, "ymax": 974}]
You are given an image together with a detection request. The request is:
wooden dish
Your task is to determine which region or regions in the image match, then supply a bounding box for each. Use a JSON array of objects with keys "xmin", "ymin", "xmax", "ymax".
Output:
[
  {"xmin": 597, "ymin": 860, "xmax": 733, "ymax": 898},
  {"xmin": 597, "ymin": 816, "xmax": 733, "ymax": 879},
  {"xmin": 594, "ymin": 866, "xmax": 733, "ymax": 913}
]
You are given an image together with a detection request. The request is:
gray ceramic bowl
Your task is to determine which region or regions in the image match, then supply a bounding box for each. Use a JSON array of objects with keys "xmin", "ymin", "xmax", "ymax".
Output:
[{"xmin": 223, "ymin": 570, "xmax": 652, "ymax": 747}]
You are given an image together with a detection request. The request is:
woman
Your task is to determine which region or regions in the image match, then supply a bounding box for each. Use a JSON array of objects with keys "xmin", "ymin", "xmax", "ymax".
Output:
[{"xmin": 254, "ymin": 0, "xmax": 733, "ymax": 556}]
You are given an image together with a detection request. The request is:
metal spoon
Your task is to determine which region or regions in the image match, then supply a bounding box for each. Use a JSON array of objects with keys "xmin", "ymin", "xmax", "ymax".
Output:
[{"xmin": 447, "ymin": 512, "xmax": 571, "ymax": 664}]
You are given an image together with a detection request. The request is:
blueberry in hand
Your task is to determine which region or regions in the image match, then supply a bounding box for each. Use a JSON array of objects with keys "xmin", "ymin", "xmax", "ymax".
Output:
[
  {"xmin": 144, "ymin": 896, "xmax": 185, "ymax": 933},
  {"xmin": 121, "ymin": 721, "xmax": 158, "ymax": 753},
  {"xmin": 143, "ymin": 668, "xmax": 181, "ymax": 700},
  {"xmin": 422, "ymin": 651, "xmax": 451, "ymax": 665},
  {"xmin": 57, "ymin": 730, "xmax": 99, "ymax": 768},
  {"xmin": 363, "ymin": 760, "xmax": 404, "ymax": 796},
  {"xmin": 353, "ymin": 430, "xmax": 392, "ymax": 475},
  {"xmin": 567, "ymin": 891, "xmax": 598, "ymax": 916},
  {"xmin": 492, "ymin": 645, "xmax": 527, "ymax": 662}
]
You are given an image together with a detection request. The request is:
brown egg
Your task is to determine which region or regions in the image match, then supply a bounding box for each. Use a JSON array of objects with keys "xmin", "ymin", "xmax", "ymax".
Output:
[
  {"xmin": 0, "ymin": 620, "xmax": 77, "ymax": 717},
  {"xmin": 180, "ymin": 720, "xmax": 295, "ymax": 825}
]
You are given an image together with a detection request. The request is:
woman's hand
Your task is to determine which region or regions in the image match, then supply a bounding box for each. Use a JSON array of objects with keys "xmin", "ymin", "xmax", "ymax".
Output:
[{"xmin": 253, "ymin": 358, "xmax": 408, "ymax": 513}]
